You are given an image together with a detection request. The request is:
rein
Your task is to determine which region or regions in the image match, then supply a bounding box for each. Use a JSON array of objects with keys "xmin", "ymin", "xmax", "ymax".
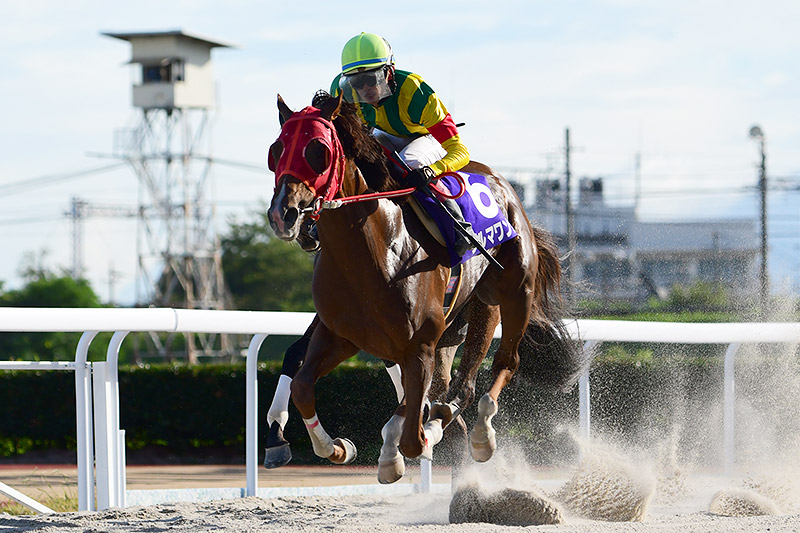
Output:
[
  {"xmin": 274, "ymin": 106, "xmax": 466, "ymax": 219},
  {"xmin": 301, "ymin": 171, "xmax": 467, "ymax": 219}
]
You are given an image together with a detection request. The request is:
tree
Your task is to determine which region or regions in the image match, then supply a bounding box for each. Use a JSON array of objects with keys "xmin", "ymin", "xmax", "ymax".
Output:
[
  {"xmin": 221, "ymin": 209, "xmax": 315, "ymax": 312},
  {"xmin": 667, "ymin": 280, "xmax": 729, "ymax": 310},
  {"xmin": 0, "ymin": 271, "xmax": 104, "ymax": 361}
]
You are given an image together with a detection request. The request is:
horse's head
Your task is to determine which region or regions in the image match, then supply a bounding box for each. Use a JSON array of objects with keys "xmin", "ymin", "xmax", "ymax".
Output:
[{"xmin": 267, "ymin": 93, "xmax": 344, "ymax": 241}]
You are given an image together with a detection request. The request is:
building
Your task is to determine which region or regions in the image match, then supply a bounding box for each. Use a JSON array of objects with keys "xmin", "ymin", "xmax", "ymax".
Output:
[{"xmin": 525, "ymin": 177, "xmax": 759, "ymax": 304}]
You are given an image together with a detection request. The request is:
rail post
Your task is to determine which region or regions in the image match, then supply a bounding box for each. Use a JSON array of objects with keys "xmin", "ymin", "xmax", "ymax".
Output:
[
  {"xmin": 578, "ymin": 340, "xmax": 600, "ymax": 441},
  {"xmin": 75, "ymin": 331, "xmax": 98, "ymax": 511},
  {"xmin": 723, "ymin": 342, "xmax": 740, "ymax": 475},
  {"xmin": 246, "ymin": 333, "xmax": 268, "ymax": 496}
]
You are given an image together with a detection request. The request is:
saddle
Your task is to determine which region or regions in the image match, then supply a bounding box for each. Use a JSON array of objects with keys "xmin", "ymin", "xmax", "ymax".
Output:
[
  {"xmin": 404, "ymin": 171, "xmax": 518, "ymax": 319},
  {"xmin": 411, "ymin": 171, "xmax": 518, "ymax": 267}
]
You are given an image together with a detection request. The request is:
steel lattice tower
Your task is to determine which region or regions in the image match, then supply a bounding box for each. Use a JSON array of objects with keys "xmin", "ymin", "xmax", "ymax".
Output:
[{"xmin": 104, "ymin": 30, "xmax": 236, "ymax": 362}]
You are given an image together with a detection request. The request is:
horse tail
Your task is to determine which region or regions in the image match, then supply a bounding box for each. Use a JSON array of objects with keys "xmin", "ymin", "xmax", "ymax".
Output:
[{"xmin": 517, "ymin": 225, "xmax": 591, "ymax": 392}]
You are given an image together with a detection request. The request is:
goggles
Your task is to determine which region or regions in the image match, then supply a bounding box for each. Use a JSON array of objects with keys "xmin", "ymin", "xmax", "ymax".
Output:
[
  {"xmin": 339, "ymin": 67, "xmax": 392, "ymax": 104},
  {"xmin": 349, "ymin": 70, "xmax": 381, "ymax": 89}
]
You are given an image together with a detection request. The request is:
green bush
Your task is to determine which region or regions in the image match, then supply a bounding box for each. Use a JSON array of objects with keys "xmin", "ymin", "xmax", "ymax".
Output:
[
  {"xmin": 0, "ymin": 361, "xmax": 398, "ymax": 465},
  {"xmin": 0, "ymin": 353, "xmax": 737, "ymax": 467}
]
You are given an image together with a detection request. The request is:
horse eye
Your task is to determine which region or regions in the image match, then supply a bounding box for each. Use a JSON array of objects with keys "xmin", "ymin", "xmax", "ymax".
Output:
[
  {"xmin": 267, "ymin": 141, "xmax": 283, "ymax": 172},
  {"xmin": 304, "ymin": 139, "xmax": 331, "ymax": 175}
]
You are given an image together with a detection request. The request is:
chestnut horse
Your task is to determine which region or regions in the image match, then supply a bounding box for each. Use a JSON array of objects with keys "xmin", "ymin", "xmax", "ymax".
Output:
[{"xmin": 267, "ymin": 92, "xmax": 586, "ymax": 483}]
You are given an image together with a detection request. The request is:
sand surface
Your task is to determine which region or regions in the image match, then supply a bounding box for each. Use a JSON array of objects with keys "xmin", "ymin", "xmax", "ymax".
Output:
[{"xmin": 2, "ymin": 491, "xmax": 800, "ymax": 533}]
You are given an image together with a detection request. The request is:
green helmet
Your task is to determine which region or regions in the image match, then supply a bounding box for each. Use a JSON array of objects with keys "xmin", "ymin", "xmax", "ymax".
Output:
[{"xmin": 341, "ymin": 32, "xmax": 394, "ymax": 75}]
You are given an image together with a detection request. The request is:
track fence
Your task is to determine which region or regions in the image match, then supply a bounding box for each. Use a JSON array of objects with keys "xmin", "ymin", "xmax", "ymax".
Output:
[{"xmin": 0, "ymin": 308, "xmax": 798, "ymax": 512}]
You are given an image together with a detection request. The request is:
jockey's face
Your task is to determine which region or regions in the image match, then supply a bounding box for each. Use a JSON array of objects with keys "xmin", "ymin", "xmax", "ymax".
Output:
[
  {"xmin": 340, "ymin": 66, "xmax": 392, "ymax": 105},
  {"xmin": 355, "ymin": 69, "xmax": 384, "ymax": 104}
]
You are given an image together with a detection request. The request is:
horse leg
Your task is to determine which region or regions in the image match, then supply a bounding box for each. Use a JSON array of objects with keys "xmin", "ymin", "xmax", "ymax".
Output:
[
  {"xmin": 381, "ymin": 401, "xmax": 448, "ymax": 483},
  {"xmin": 447, "ymin": 300, "xmax": 500, "ymax": 413},
  {"xmin": 378, "ymin": 411, "xmax": 406, "ymax": 484},
  {"xmin": 378, "ymin": 339, "xmax": 458, "ymax": 484},
  {"xmin": 429, "ymin": 343, "xmax": 473, "ymax": 469},
  {"xmin": 264, "ymin": 316, "xmax": 320, "ymax": 469},
  {"xmin": 376, "ymin": 358, "xmax": 407, "ymax": 484},
  {"xmin": 437, "ymin": 300, "xmax": 502, "ymax": 461},
  {"xmin": 398, "ymin": 342, "xmax": 439, "ymax": 460},
  {"xmin": 471, "ymin": 292, "xmax": 533, "ymax": 462},
  {"xmin": 291, "ymin": 322, "xmax": 359, "ymax": 465}
]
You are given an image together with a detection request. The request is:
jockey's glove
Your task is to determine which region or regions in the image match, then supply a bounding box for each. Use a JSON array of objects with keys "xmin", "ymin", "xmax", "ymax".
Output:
[{"xmin": 406, "ymin": 166, "xmax": 437, "ymax": 191}]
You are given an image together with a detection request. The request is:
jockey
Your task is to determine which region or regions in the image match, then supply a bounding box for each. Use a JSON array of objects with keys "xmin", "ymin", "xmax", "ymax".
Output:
[{"xmin": 331, "ymin": 32, "xmax": 477, "ymax": 256}]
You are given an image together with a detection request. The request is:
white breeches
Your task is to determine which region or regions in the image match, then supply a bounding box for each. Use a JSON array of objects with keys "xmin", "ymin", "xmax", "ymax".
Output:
[{"xmin": 372, "ymin": 130, "xmax": 446, "ymax": 170}]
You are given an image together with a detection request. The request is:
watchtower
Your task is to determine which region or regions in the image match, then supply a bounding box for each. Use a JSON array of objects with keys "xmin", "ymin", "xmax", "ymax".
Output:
[{"xmin": 103, "ymin": 30, "xmax": 236, "ymax": 361}]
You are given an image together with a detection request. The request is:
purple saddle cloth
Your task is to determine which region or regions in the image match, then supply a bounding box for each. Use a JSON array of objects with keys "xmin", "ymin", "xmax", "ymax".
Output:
[{"xmin": 413, "ymin": 171, "xmax": 518, "ymax": 267}]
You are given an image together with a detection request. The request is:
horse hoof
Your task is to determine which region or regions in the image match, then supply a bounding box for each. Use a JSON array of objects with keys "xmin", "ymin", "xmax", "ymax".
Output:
[
  {"xmin": 378, "ymin": 455, "xmax": 405, "ymax": 484},
  {"xmin": 263, "ymin": 443, "xmax": 292, "ymax": 469},
  {"xmin": 429, "ymin": 401, "xmax": 460, "ymax": 429},
  {"xmin": 330, "ymin": 437, "xmax": 357, "ymax": 465},
  {"xmin": 469, "ymin": 429, "xmax": 496, "ymax": 463}
]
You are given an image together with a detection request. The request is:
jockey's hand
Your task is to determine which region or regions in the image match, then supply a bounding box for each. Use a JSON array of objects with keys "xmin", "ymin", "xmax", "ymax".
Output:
[{"xmin": 406, "ymin": 166, "xmax": 437, "ymax": 191}]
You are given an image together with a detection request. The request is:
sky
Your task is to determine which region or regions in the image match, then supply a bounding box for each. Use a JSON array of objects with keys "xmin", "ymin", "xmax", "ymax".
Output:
[{"xmin": 1, "ymin": 0, "xmax": 798, "ymax": 305}]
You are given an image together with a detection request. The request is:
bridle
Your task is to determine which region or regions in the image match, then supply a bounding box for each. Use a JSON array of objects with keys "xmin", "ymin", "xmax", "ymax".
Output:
[
  {"xmin": 270, "ymin": 107, "xmax": 347, "ymax": 219},
  {"xmin": 270, "ymin": 106, "xmax": 465, "ymax": 220}
]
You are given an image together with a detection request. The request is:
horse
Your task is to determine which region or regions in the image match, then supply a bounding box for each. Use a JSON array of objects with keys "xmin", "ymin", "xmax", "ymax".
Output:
[{"xmin": 267, "ymin": 91, "xmax": 588, "ymax": 482}]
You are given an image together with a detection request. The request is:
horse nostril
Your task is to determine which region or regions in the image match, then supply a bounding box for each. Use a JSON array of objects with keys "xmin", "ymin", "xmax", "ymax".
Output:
[{"xmin": 284, "ymin": 207, "xmax": 299, "ymax": 227}]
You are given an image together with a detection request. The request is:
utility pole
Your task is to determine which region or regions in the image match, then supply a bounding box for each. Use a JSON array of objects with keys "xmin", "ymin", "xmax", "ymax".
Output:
[
  {"xmin": 749, "ymin": 125, "xmax": 768, "ymax": 314},
  {"xmin": 66, "ymin": 197, "xmax": 137, "ymax": 281},
  {"xmin": 69, "ymin": 197, "xmax": 87, "ymax": 279},
  {"xmin": 634, "ymin": 151, "xmax": 642, "ymax": 218},
  {"xmin": 564, "ymin": 128, "xmax": 576, "ymax": 303},
  {"xmin": 107, "ymin": 262, "xmax": 123, "ymax": 307}
]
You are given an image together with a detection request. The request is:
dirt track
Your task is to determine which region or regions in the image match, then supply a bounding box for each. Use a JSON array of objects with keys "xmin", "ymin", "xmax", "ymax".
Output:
[
  {"xmin": 0, "ymin": 463, "xmax": 439, "ymax": 501},
  {"xmin": 2, "ymin": 491, "xmax": 800, "ymax": 532},
  {"xmin": 3, "ymin": 464, "xmax": 800, "ymax": 532}
]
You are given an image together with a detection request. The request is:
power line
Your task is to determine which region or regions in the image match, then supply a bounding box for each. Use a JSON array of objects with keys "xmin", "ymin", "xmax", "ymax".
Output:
[
  {"xmin": 211, "ymin": 157, "xmax": 266, "ymax": 173},
  {"xmin": 0, "ymin": 215, "xmax": 63, "ymax": 226},
  {"xmin": 0, "ymin": 163, "xmax": 126, "ymax": 195}
]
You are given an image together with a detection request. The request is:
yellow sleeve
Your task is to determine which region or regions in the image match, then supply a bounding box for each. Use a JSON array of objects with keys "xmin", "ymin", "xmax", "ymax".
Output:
[{"xmin": 428, "ymin": 134, "xmax": 470, "ymax": 176}]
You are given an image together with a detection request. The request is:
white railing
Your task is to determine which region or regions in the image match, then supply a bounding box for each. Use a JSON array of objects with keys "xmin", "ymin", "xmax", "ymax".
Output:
[
  {"xmin": 0, "ymin": 308, "xmax": 316, "ymax": 512},
  {"xmin": 0, "ymin": 308, "xmax": 798, "ymax": 512}
]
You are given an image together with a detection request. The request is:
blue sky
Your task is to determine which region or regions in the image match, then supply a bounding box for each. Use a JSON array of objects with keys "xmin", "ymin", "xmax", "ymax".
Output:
[{"xmin": 1, "ymin": 0, "xmax": 798, "ymax": 304}]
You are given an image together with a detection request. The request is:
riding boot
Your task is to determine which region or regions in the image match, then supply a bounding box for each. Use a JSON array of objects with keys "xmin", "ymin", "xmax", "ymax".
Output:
[{"xmin": 441, "ymin": 198, "xmax": 480, "ymax": 256}]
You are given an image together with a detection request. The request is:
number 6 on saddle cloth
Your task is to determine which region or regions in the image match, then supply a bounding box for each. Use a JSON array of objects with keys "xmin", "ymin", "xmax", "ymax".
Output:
[{"xmin": 386, "ymin": 149, "xmax": 513, "ymax": 271}]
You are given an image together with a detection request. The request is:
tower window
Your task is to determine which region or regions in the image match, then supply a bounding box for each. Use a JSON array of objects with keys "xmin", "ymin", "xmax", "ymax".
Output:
[{"xmin": 141, "ymin": 59, "xmax": 184, "ymax": 83}]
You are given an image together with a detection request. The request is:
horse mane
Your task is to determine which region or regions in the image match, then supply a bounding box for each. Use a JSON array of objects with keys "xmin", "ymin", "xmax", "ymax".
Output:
[{"xmin": 312, "ymin": 91, "xmax": 401, "ymax": 193}]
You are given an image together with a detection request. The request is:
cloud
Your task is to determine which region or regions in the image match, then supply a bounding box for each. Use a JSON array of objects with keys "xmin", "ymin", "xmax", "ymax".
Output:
[{"xmin": 1, "ymin": 0, "xmax": 798, "ymax": 300}]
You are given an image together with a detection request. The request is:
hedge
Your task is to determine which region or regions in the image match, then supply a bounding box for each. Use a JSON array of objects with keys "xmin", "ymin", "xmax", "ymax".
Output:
[{"xmin": 1, "ymin": 345, "xmax": 797, "ymax": 469}]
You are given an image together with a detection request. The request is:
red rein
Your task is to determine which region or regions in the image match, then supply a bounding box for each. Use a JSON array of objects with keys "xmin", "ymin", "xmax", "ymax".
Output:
[{"xmin": 271, "ymin": 106, "xmax": 466, "ymax": 219}]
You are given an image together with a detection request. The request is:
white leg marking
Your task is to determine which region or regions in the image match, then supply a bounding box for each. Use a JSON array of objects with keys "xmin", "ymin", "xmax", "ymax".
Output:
[
  {"xmin": 470, "ymin": 393, "xmax": 498, "ymax": 462},
  {"xmin": 385, "ymin": 364, "xmax": 404, "ymax": 404},
  {"xmin": 421, "ymin": 418, "xmax": 444, "ymax": 460},
  {"xmin": 378, "ymin": 414, "xmax": 405, "ymax": 484},
  {"xmin": 303, "ymin": 414, "xmax": 335, "ymax": 458},
  {"xmin": 267, "ymin": 374, "xmax": 292, "ymax": 429}
]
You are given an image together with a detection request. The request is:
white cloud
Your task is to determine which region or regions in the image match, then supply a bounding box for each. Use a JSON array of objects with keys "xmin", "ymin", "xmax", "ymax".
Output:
[{"xmin": 1, "ymin": 0, "xmax": 798, "ymax": 301}]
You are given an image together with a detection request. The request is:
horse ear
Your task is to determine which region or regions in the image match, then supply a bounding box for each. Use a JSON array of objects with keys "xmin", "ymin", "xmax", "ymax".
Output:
[
  {"xmin": 277, "ymin": 94, "xmax": 293, "ymax": 126},
  {"xmin": 320, "ymin": 91, "xmax": 343, "ymax": 122}
]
